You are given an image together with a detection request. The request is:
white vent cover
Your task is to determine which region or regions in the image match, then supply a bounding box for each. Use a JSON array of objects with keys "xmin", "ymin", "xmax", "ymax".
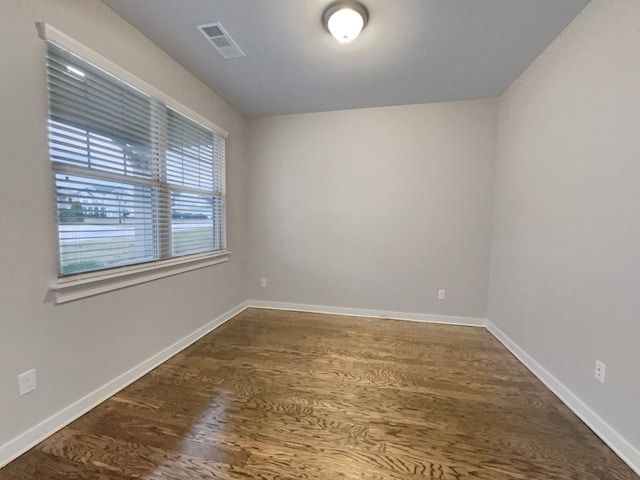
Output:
[{"xmin": 197, "ymin": 22, "xmax": 245, "ymax": 59}]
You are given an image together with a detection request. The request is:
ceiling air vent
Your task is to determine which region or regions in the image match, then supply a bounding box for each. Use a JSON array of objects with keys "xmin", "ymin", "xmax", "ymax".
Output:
[{"xmin": 197, "ymin": 22, "xmax": 245, "ymax": 59}]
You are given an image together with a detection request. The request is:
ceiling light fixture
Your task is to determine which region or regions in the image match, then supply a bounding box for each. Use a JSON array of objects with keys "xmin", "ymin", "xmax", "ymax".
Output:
[{"xmin": 322, "ymin": 1, "xmax": 369, "ymax": 44}]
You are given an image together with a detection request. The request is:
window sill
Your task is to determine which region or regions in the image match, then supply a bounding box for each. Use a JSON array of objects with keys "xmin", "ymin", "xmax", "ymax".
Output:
[{"xmin": 50, "ymin": 251, "xmax": 231, "ymax": 304}]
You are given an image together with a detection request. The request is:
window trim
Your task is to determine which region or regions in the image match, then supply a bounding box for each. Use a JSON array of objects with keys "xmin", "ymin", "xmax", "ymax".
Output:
[
  {"xmin": 50, "ymin": 250, "xmax": 230, "ymax": 304},
  {"xmin": 39, "ymin": 23, "xmax": 231, "ymax": 303},
  {"xmin": 37, "ymin": 23, "xmax": 228, "ymax": 138}
]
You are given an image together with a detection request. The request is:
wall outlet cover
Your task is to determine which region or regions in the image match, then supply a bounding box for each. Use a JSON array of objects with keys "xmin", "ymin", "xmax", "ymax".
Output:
[
  {"xmin": 594, "ymin": 360, "xmax": 606, "ymax": 384},
  {"xmin": 18, "ymin": 369, "xmax": 37, "ymax": 396}
]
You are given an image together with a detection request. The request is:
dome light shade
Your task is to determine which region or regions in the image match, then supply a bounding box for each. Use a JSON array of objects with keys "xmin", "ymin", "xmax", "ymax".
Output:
[{"xmin": 323, "ymin": 1, "xmax": 369, "ymax": 44}]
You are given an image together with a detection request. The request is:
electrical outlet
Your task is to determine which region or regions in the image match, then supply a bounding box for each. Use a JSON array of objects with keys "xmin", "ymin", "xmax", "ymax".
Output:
[
  {"xmin": 260, "ymin": 278, "xmax": 267, "ymax": 288},
  {"xmin": 594, "ymin": 360, "xmax": 606, "ymax": 384},
  {"xmin": 18, "ymin": 369, "xmax": 37, "ymax": 396},
  {"xmin": 438, "ymin": 289, "xmax": 446, "ymax": 300}
]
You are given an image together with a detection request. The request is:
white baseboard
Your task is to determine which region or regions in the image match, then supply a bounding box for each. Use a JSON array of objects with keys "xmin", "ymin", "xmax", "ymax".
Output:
[
  {"xmin": 249, "ymin": 301, "xmax": 639, "ymax": 475},
  {"xmin": 248, "ymin": 300, "xmax": 487, "ymax": 327},
  {"xmin": 0, "ymin": 301, "xmax": 249, "ymax": 469},
  {"xmin": 2, "ymin": 300, "xmax": 637, "ymax": 477},
  {"xmin": 486, "ymin": 320, "xmax": 640, "ymax": 477}
]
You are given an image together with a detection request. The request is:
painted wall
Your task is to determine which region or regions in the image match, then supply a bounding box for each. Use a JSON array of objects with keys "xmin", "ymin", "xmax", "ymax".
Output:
[
  {"xmin": 248, "ymin": 100, "xmax": 497, "ymax": 319},
  {"xmin": 0, "ymin": 0, "xmax": 248, "ymax": 449},
  {"xmin": 3, "ymin": 0, "xmax": 638, "ymax": 472},
  {"xmin": 489, "ymin": 0, "xmax": 640, "ymax": 455}
]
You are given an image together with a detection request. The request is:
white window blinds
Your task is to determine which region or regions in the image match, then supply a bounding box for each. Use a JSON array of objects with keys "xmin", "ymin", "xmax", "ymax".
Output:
[{"xmin": 46, "ymin": 41, "xmax": 226, "ymax": 276}]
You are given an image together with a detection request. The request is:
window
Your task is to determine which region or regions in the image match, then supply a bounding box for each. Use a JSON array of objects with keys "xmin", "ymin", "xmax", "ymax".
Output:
[{"xmin": 45, "ymin": 41, "xmax": 226, "ymax": 278}]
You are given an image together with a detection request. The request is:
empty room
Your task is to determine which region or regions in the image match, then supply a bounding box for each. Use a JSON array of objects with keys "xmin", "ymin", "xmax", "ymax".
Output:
[{"xmin": 1, "ymin": 0, "xmax": 639, "ymax": 478}]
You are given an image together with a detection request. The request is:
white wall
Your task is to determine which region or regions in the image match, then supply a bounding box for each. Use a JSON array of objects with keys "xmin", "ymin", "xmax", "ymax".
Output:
[
  {"xmin": 3, "ymin": 0, "xmax": 639, "ymax": 473},
  {"xmin": 248, "ymin": 100, "xmax": 497, "ymax": 319},
  {"xmin": 489, "ymin": 0, "xmax": 640, "ymax": 458},
  {"xmin": 0, "ymin": 0, "xmax": 248, "ymax": 450}
]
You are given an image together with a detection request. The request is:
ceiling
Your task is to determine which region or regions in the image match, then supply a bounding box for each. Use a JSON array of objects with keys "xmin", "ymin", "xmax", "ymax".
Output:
[{"xmin": 102, "ymin": 0, "xmax": 590, "ymax": 118}]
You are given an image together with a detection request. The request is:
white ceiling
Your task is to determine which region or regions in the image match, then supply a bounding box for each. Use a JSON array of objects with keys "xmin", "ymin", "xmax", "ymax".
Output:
[{"xmin": 102, "ymin": 0, "xmax": 590, "ymax": 117}]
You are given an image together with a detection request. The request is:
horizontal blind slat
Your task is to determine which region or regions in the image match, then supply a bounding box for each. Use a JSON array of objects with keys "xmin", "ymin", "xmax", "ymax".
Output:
[{"xmin": 47, "ymin": 40, "xmax": 225, "ymax": 277}]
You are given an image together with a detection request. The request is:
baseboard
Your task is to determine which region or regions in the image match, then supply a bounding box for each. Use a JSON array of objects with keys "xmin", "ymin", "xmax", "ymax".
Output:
[
  {"xmin": 248, "ymin": 300, "xmax": 487, "ymax": 327},
  {"xmin": 3, "ymin": 301, "xmax": 637, "ymax": 477},
  {"xmin": 0, "ymin": 300, "xmax": 249, "ymax": 469},
  {"xmin": 486, "ymin": 320, "xmax": 640, "ymax": 477},
  {"xmin": 249, "ymin": 301, "xmax": 639, "ymax": 475}
]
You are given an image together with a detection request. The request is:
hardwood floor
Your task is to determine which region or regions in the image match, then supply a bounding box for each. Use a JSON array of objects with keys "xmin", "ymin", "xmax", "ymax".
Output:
[{"xmin": 1, "ymin": 308, "xmax": 637, "ymax": 479}]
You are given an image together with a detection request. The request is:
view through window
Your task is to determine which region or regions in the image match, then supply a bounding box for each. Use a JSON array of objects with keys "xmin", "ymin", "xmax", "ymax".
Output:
[{"xmin": 46, "ymin": 42, "xmax": 226, "ymax": 276}]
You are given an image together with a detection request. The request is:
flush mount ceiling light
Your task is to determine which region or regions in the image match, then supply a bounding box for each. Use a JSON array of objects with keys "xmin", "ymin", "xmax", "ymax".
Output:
[{"xmin": 322, "ymin": 1, "xmax": 369, "ymax": 44}]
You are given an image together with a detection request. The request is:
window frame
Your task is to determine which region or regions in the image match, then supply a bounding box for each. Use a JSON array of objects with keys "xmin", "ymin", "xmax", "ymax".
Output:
[{"xmin": 39, "ymin": 23, "xmax": 230, "ymax": 304}]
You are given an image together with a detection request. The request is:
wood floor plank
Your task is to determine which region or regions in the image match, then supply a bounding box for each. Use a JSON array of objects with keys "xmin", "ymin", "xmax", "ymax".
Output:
[{"xmin": 1, "ymin": 307, "xmax": 637, "ymax": 479}]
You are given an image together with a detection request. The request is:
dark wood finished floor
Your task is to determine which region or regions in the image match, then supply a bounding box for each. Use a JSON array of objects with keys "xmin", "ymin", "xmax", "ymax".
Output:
[{"xmin": 1, "ymin": 308, "xmax": 637, "ymax": 479}]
